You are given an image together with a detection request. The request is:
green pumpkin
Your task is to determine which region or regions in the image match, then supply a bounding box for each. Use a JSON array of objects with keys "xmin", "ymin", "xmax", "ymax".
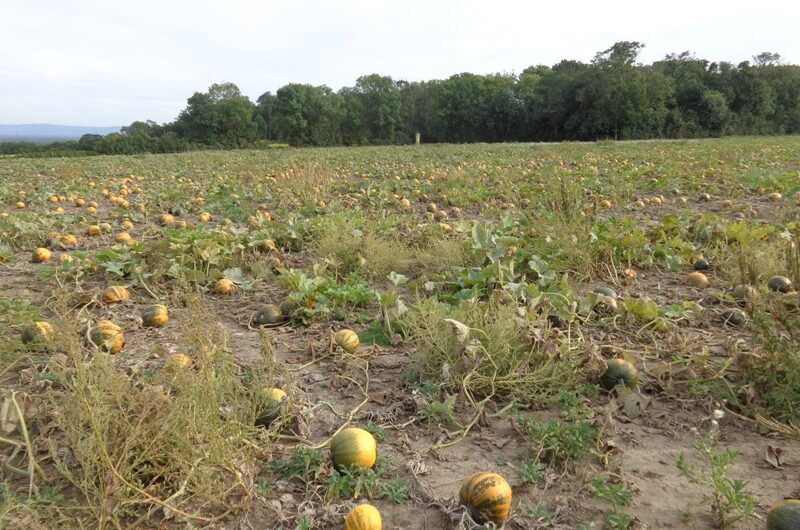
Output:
[
  {"xmin": 600, "ymin": 359, "xmax": 638, "ymax": 390},
  {"xmin": 253, "ymin": 304, "xmax": 283, "ymax": 326},
  {"xmin": 768, "ymin": 276, "xmax": 792, "ymax": 293},
  {"xmin": 255, "ymin": 388, "xmax": 288, "ymax": 426},
  {"xmin": 767, "ymin": 499, "xmax": 800, "ymax": 530}
]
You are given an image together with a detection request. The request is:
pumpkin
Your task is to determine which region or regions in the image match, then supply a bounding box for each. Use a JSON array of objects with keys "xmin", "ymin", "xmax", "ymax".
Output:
[
  {"xmin": 782, "ymin": 292, "xmax": 800, "ymax": 312},
  {"xmin": 593, "ymin": 286, "xmax": 619, "ymax": 299},
  {"xmin": 89, "ymin": 320, "xmax": 125, "ymax": 354},
  {"xmin": 593, "ymin": 295, "xmax": 618, "ymax": 314},
  {"xmin": 426, "ymin": 203, "xmax": 438, "ymax": 213},
  {"xmin": 157, "ymin": 213, "xmax": 175, "ymax": 226},
  {"xmin": 101, "ymin": 286, "xmax": 130, "ymax": 304},
  {"xmin": 767, "ymin": 192, "xmax": 783, "ymax": 202},
  {"xmin": 142, "ymin": 304, "xmax": 169, "ymax": 327},
  {"xmin": 120, "ymin": 220, "xmax": 134, "ymax": 230},
  {"xmin": 723, "ymin": 309, "xmax": 747, "ymax": 327},
  {"xmin": 768, "ymin": 276, "xmax": 792, "ymax": 293},
  {"xmin": 86, "ymin": 225, "xmax": 102, "ymax": 236},
  {"xmin": 21, "ymin": 321, "xmax": 54, "ymax": 345},
  {"xmin": 114, "ymin": 232, "xmax": 133, "ymax": 244},
  {"xmin": 731, "ymin": 284, "xmax": 759, "ymax": 305},
  {"xmin": 344, "ymin": 504, "xmax": 382, "ymax": 530},
  {"xmin": 60, "ymin": 234, "xmax": 78, "ymax": 246},
  {"xmin": 334, "ymin": 329, "xmax": 360, "ymax": 354},
  {"xmin": 31, "ymin": 247, "xmax": 52, "ymax": 263},
  {"xmin": 279, "ymin": 298, "xmax": 297, "ymax": 316},
  {"xmin": 253, "ymin": 304, "xmax": 283, "ymax": 326},
  {"xmin": 212, "ymin": 278, "xmax": 236, "ymax": 295},
  {"xmin": 198, "ymin": 212, "xmax": 212, "ymax": 222},
  {"xmin": 693, "ymin": 258, "xmax": 710, "ymax": 271},
  {"xmin": 169, "ymin": 205, "xmax": 186, "ymax": 217},
  {"xmin": 767, "ymin": 499, "xmax": 800, "ymax": 530},
  {"xmin": 399, "ymin": 198, "xmax": 411, "ymax": 209},
  {"xmin": 600, "ymin": 359, "xmax": 638, "ymax": 390},
  {"xmin": 255, "ymin": 388, "xmax": 288, "ymax": 426},
  {"xmin": 315, "ymin": 199, "xmax": 326, "ymax": 209},
  {"xmin": 685, "ymin": 272, "xmax": 710, "ymax": 288},
  {"xmin": 459, "ymin": 471, "xmax": 512, "ymax": 525},
  {"xmin": 15, "ymin": 201, "xmax": 25, "ymax": 209},
  {"xmin": 163, "ymin": 353, "xmax": 193, "ymax": 373},
  {"xmin": 330, "ymin": 428, "xmax": 377, "ymax": 469}
]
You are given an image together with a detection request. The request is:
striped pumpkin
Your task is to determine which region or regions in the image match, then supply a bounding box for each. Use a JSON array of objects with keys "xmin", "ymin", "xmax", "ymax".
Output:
[
  {"xmin": 459, "ymin": 472, "xmax": 512, "ymax": 525},
  {"xmin": 330, "ymin": 428, "xmax": 377, "ymax": 469},
  {"xmin": 89, "ymin": 320, "xmax": 126, "ymax": 354}
]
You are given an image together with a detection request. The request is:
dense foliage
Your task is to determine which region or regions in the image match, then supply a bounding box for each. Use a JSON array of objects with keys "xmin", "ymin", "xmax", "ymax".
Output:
[{"xmin": 4, "ymin": 43, "xmax": 800, "ymax": 156}]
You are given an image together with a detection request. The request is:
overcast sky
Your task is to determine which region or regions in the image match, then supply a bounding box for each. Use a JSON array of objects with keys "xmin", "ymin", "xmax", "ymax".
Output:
[{"xmin": 1, "ymin": 0, "xmax": 798, "ymax": 126}]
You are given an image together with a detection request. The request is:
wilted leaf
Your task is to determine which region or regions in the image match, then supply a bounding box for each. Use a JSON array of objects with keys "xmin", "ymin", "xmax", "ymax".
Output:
[{"xmin": 443, "ymin": 318, "xmax": 470, "ymax": 343}]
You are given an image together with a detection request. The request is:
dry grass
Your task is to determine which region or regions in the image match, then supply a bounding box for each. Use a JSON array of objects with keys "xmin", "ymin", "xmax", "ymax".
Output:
[{"xmin": 37, "ymin": 291, "xmax": 271, "ymax": 528}]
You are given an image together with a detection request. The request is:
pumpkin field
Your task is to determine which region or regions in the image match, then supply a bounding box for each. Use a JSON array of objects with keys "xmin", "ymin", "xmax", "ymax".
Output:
[{"xmin": 2, "ymin": 137, "xmax": 800, "ymax": 529}]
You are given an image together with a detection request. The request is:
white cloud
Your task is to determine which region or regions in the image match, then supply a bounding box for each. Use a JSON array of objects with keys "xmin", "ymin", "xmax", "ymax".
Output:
[{"xmin": 1, "ymin": 0, "xmax": 797, "ymax": 124}]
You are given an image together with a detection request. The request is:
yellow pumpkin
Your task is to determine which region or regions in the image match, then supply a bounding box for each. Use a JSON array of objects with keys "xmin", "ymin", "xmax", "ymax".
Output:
[
  {"xmin": 15, "ymin": 201, "xmax": 26, "ymax": 209},
  {"xmin": 344, "ymin": 504, "xmax": 382, "ymax": 530},
  {"xmin": 114, "ymin": 232, "xmax": 133, "ymax": 244},
  {"xmin": 255, "ymin": 388, "xmax": 288, "ymax": 426},
  {"xmin": 120, "ymin": 220, "xmax": 134, "ymax": 230},
  {"xmin": 768, "ymin": 499, "xmax": 800, "ymax": 530},
  {"xmin": 459, "ymin": 472, "xmax": 512, "ymax": 525},
  {"xmin": 89, "ymin": 320, "xmax": 125, "ymax": 354},
  {"xmin": 330, "ymin": 428, "xmax": 377, "ymax": 469},
  {"xmin": 101, "ymin": 286, "xmax": 130, "ymax": 304},
  {"xmin": 21, "ymin": 321, "xmax": 55, "ymax": 345},
  {"xmin": 163, "ymin": 353, "xmax": 193, "ymax": 373},
  {"xmin": 334, "ymin": 329, "xmax": 360, "ymax": 354},
  {"xmin": 157, "ymin": 213, "xmax": 175, "ymax": 226},
  {"xmin": 60, "ymin": 234, "xmax": 78, "ymax": 246},
  {"xmin": 32, "ymin": 248, "xmax": 52, "ymax": 263},
  {"xmin": 212, "ymin": 278, "xmax": 236, "ymax": 295},
  {"xmin": 198, "ymin": 212, "xmax": 212, "ymax": 222},
  {"xmin": 86, "ymin": 225, "xmax": 102, "ymax": 236},
  {"xmin": 142, "ymin": 304, "xmax": 169, "ymax": 327}
]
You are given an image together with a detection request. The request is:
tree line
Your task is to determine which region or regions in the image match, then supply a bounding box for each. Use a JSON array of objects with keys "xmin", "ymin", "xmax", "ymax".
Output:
[{"xmin": 6, "ymin": 42, "xmax": 800, "ymax": 156}]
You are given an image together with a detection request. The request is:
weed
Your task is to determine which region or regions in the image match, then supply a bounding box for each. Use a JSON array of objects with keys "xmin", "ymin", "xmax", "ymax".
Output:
[
  {"xmin": 676, "ymin": 410, "xmax": 757, "ymax": 528},
  {"xmin": 523, "ymin": 501, "xmax": 558, "ymax": 525},
  {"xmin": 268, "ymin": 446, "xmax": 326, "ymax": 484},
  {"xmin": 380, "ymin": 477, "xmax": 410, "ymax": 503},
  {"xmin": 521, "ymin": 417, "xmax": 599, "ymax": 468},
  {"xmin": 513, "ymin": 459, "xmax": 546, "ymax": 485}
]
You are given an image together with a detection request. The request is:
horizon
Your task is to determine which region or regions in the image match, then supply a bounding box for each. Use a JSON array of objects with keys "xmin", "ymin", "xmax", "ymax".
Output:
[{"xmin": 2, "ymin": 0, "xmax": 799, "ymax": 126}]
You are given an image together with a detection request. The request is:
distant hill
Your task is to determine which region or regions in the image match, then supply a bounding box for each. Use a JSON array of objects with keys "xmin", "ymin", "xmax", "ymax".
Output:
[{"xmin": 0, "ymin": 124, "xmax": 121, "ymax": 142}]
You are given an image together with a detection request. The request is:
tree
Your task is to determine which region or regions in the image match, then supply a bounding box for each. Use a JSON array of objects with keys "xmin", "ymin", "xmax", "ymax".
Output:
[
  {"xmin": 173, "ymin": 83, "xmax": 258, "ymax": 147},
  {"xmin": 350, "ymin": 74, "xmax": 407, "ymax": 144}
]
